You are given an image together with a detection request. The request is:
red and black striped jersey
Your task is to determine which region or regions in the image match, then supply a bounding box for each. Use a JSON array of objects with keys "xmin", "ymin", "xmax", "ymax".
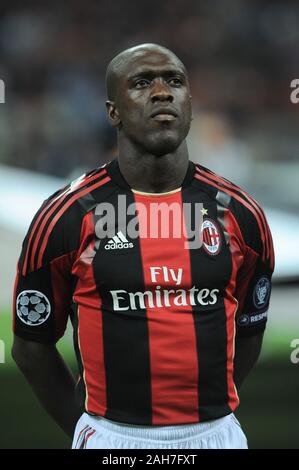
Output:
[{"xmin": 13, "ymin": 159, "xmax": 275, "ymax": 425}]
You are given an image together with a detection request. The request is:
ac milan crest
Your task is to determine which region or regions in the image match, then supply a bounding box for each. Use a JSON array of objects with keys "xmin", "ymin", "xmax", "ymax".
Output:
[{"xmin": 201, "ymin": 219, "xmax": 221, "ymax": 255}]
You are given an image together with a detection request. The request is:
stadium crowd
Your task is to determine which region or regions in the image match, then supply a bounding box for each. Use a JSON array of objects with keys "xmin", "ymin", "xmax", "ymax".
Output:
[{"xmin": 0, "ymin": 0, "xmax": 298, "ymax": 208}]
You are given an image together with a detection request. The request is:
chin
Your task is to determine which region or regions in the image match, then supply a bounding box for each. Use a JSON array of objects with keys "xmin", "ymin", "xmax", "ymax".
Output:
[{"xmin": 146, "ymin": 133, "xmax": 182, "ymax": 156}]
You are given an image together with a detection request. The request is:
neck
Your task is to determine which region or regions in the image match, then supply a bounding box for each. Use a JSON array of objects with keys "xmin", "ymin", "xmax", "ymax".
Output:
[{"xmin": 117, "ymin": 139, "xmax": 189, "ymax": 193}]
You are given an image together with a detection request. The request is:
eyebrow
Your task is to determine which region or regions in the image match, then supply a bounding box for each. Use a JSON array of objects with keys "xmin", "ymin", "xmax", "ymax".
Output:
[{"xmin": 127, "ymin": 69, "xmax": 186, "ymax": 81}]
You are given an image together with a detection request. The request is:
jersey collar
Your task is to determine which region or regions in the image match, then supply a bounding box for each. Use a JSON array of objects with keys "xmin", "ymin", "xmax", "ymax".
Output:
[{"xmin": 105, "ymin": 158, "xmax": 196, "ymax": 191}]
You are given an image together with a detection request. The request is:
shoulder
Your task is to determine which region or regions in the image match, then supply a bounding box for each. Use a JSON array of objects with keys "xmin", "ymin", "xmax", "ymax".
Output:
[
  {"xmin": 19, "ymin": 166, "xmax": 111, "ymax": 275},
  {"xmin": 193, "ymin": 163, "xmax": 261, "ymax": 211},
  {"xmin": 32, "ymin": 165, "xmax": 111, "ymax": 219},
  {"xmin": 193, "ymin": 162, "xmax": 273, "ymax": 262}
]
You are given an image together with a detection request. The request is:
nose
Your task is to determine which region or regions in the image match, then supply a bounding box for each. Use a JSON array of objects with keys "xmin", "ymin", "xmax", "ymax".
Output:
[{"xmin": 150, "ymin": 79, "xmax": 173, "ymax": 103}]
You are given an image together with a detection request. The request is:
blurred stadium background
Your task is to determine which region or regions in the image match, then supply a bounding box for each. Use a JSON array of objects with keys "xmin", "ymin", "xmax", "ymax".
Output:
[{"xmin": 0, "ymin": 0, "xmax": 298, "ymax": 449}]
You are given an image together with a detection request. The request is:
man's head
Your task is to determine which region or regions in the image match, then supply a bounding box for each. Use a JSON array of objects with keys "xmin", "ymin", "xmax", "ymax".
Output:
[{"xmin": 105, "ymin": 43, "xmax": 192, "ymax": 156}]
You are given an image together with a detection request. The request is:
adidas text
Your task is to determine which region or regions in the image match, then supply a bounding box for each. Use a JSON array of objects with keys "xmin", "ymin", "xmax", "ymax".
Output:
[{"xmin": 105, "ymin": 242, "xmax": 134, "ymax": 250}]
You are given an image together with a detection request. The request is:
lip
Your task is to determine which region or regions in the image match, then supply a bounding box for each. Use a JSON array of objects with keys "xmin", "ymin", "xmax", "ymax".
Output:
[
  {"xmin": 150, "ymin": 108, "xmax": 178, "ymax": 119},
  {"xmin": 151, "ymin": 113, "xmax": 177, "ymax": 122}
]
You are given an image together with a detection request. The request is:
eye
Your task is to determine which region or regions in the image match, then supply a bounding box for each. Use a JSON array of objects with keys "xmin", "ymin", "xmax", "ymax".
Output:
[
  {"xmin": 134, "ymin": 79, "xmax": 151, "ymax": 89},
  {"xmin": 168, "ymin": 77, "xmax": 183, "ymax": 87}
]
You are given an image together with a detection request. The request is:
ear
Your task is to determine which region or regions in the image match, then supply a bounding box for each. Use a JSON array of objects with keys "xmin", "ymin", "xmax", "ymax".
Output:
[{"xmin": 106, "ymin": 101, "xmax": 121, "ymax": 128}]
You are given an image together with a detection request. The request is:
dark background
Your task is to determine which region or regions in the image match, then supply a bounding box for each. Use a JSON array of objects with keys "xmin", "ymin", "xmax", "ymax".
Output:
[{"xmin": 0, "ymin": 0, "xmax": 298, "ymax": 449}]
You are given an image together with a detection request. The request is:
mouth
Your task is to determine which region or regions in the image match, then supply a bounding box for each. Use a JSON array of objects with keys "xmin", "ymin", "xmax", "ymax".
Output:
[{"xmin": 150, "ymin": 108, "xmax": 178, "ymax": 122}]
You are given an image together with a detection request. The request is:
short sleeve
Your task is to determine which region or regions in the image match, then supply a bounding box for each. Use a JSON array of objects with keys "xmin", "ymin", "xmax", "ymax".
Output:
[
  {"xmin": 13, "ymin": 194, "xmax": 81, "ymax": 344},
  {"xmin": 234, "ymin": 205, "xmax": 275, "ymax": 337}
]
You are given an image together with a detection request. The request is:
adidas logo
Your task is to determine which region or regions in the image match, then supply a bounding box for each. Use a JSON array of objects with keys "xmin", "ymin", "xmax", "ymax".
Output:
[{"xmin": 104, "ymin": 231, "xmax": 134, "ymax": 250}]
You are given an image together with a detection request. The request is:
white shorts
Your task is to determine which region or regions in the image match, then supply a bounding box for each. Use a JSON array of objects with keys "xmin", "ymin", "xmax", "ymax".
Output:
[{"xmin": 72, "ymin": 412, "xmax": 248, "ymax": 449}]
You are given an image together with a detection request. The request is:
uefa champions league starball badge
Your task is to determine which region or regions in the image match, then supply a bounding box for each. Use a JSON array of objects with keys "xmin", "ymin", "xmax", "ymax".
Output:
[{"xmin": 16, "ymin": 290, "xmax": 51, "ymax": 326}]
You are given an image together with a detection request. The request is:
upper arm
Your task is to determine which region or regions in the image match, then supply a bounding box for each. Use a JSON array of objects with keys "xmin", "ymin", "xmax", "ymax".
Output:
[
  {"xmin": 11, "ymin": 334, "xmax": 65, "ymax": 385},
  {"xmin": 235, "ymin": 330, "xmax": 264, "ymax": 352},
  {"xmin": 12, "ymin": 334, "xmax": 56, "ymax": 366},
  {"xmin": 13, "ymin": 193, "xmax": 82, "ymax": 345},
  {"xmin": 233, "ymin": 201, "xmax": 275, "ymax": 338}
]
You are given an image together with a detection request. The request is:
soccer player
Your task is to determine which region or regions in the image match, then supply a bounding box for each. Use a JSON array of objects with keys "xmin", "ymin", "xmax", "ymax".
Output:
[{"xmin": 12, "ymin": 43, "xmax": 275, "ymax": 449}]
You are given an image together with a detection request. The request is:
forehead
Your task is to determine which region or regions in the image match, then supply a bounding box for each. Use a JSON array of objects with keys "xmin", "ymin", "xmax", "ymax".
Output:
[{"xmin": 119, "ymin": 49, "xmax": 186, "ymax": 79}]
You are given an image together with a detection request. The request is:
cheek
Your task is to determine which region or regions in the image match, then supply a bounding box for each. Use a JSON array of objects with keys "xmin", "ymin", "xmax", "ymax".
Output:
[
  {"xmin": 183, "ymin": 102, "xmax": 192, "ymax": 126},
  {"xmin": 122, "ymin": 92, "xmax": 146, "ymax": 119},
  {"xmin": 121, "ymin": 103, "xmax": 144, "ymax": 127},
  {"xmin": 183, "ymin": 96, "xmax": 192, "ymax": 115}
]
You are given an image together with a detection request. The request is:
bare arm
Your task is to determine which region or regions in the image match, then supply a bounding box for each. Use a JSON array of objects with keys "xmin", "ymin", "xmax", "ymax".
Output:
[
  {"xmin": 12, "ymin": 335, "xmax": 82, "ymax": 439},
  {"xmin": 233, "ymin": 331, "xmax": 264, "ymax": 391}
]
